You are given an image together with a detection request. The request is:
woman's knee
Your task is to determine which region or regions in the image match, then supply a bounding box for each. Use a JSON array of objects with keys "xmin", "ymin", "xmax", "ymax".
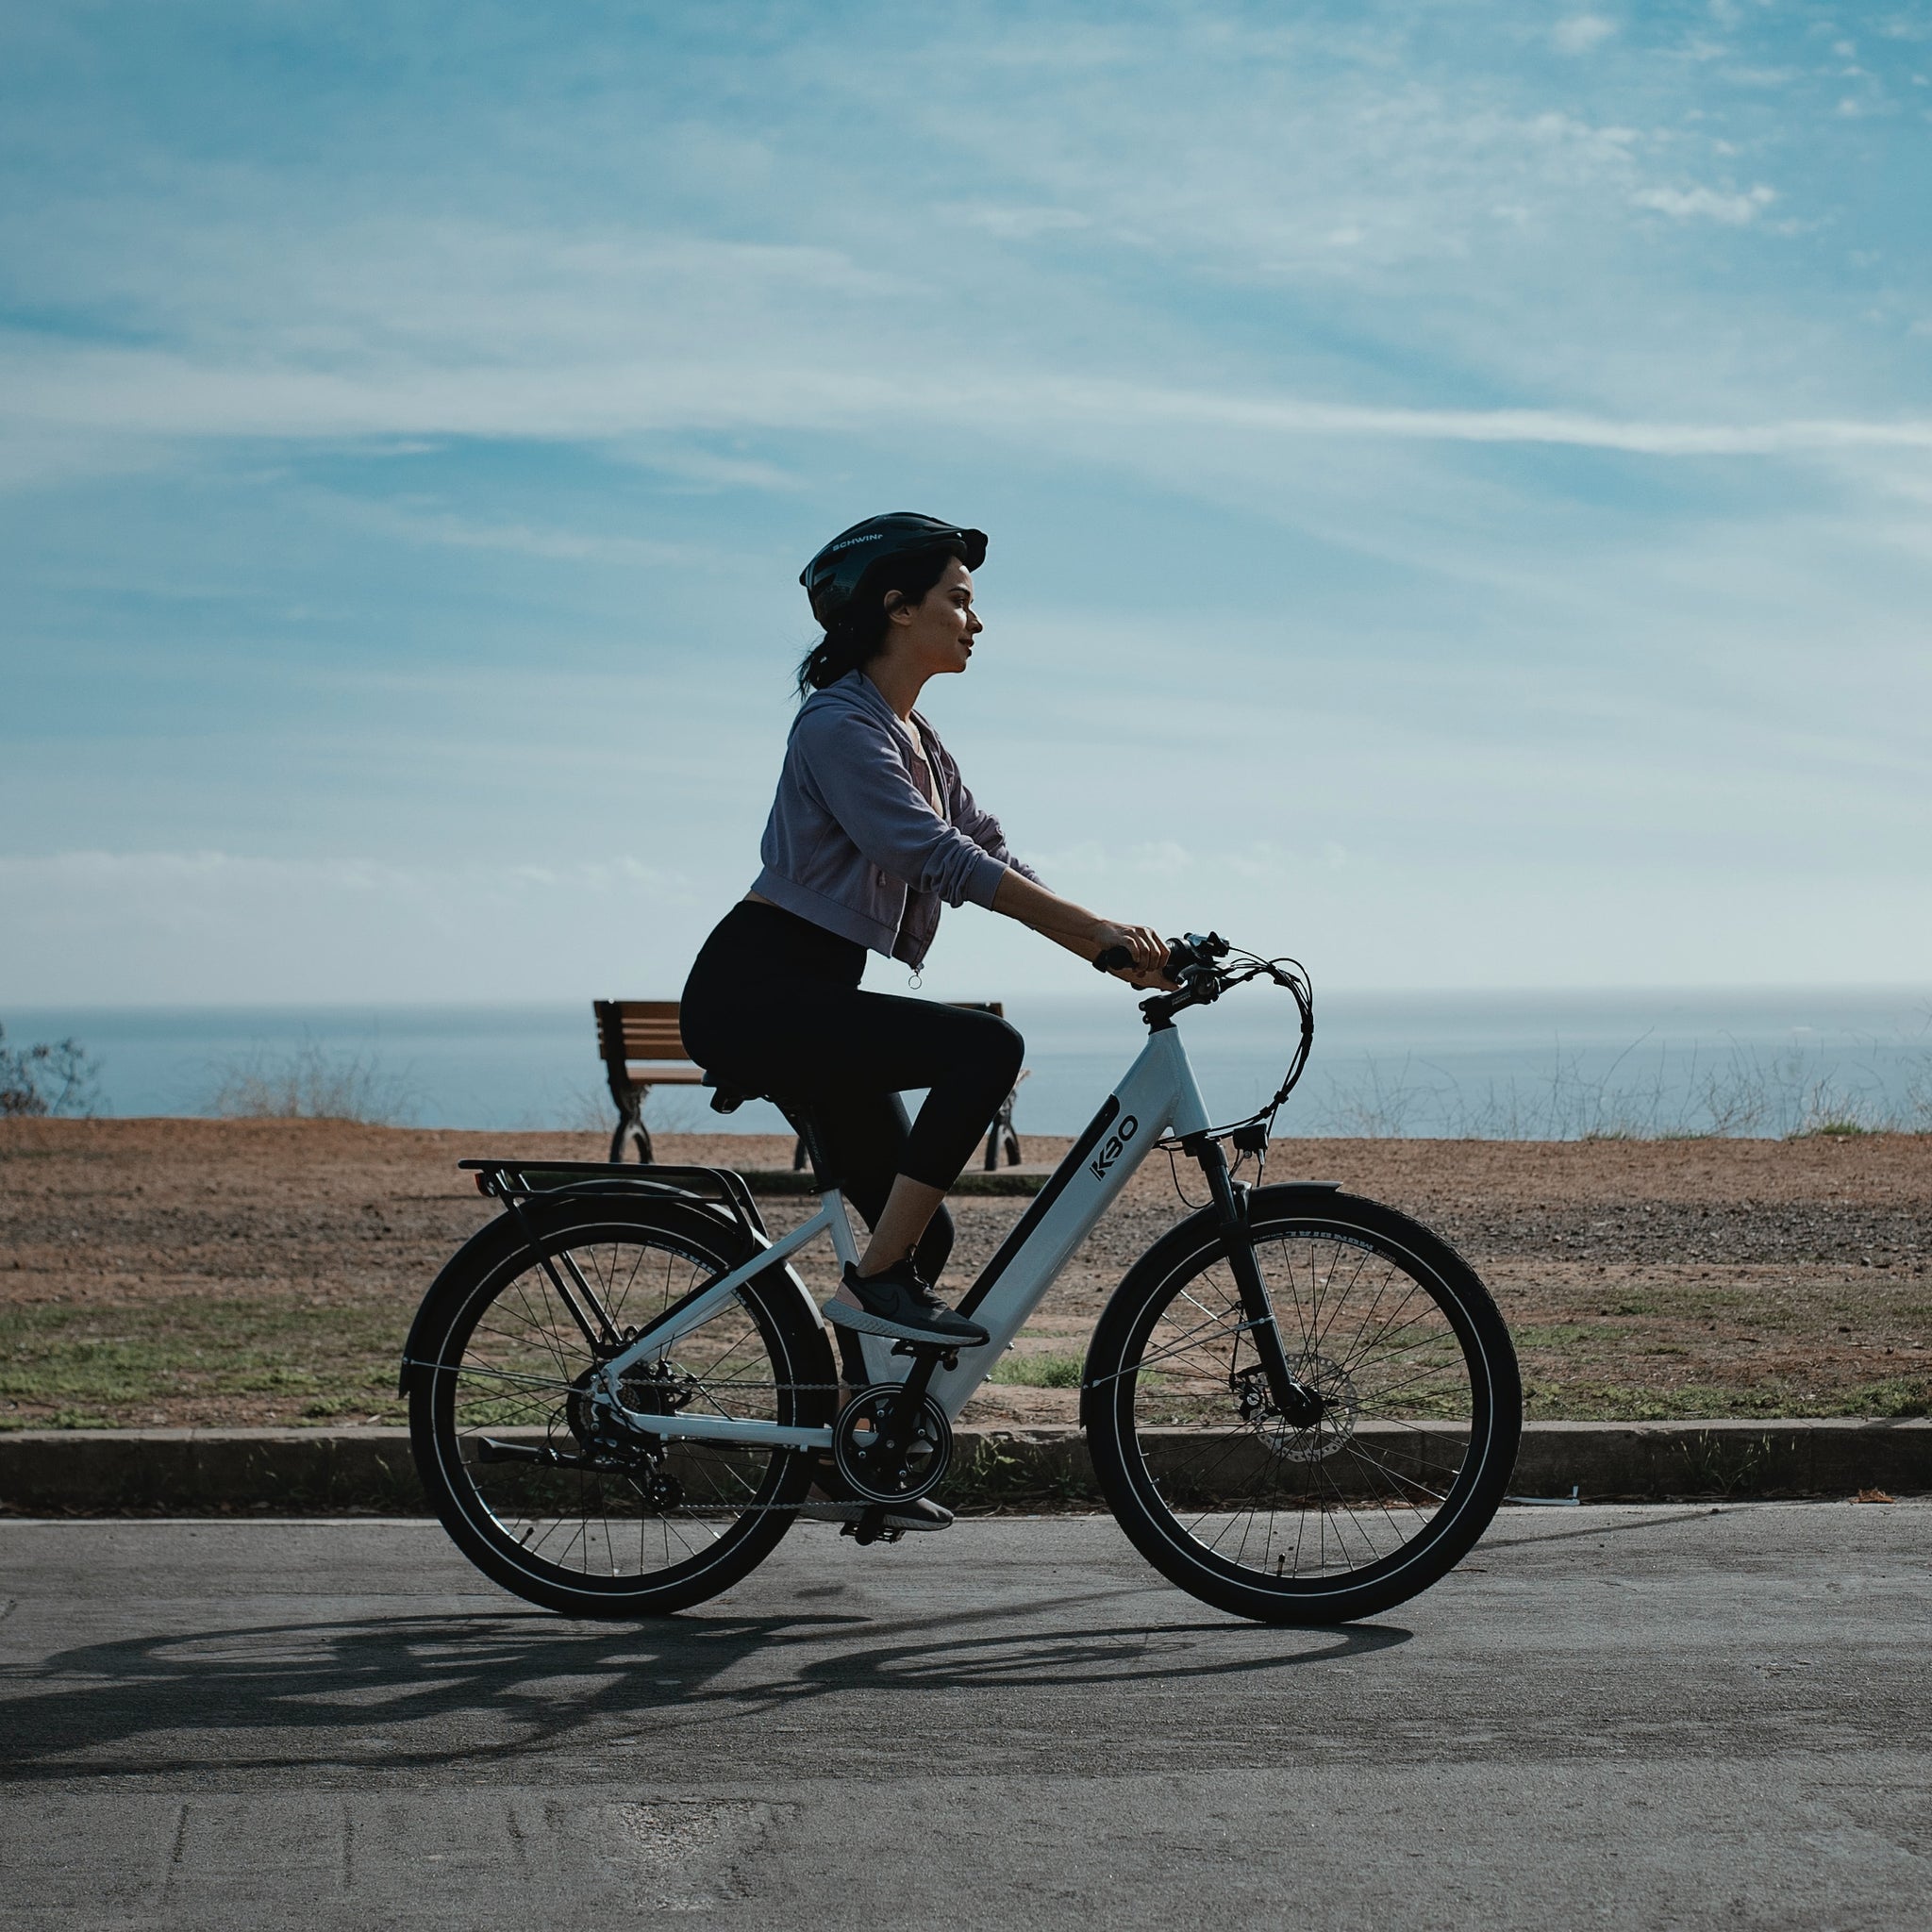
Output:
[{"xmin": 965, "ymin": 1010, "xmax": 1024, "ymax": 1092}]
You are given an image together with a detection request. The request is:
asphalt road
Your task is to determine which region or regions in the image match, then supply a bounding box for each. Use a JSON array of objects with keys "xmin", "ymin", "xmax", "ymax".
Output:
[{"xmin": 2, "ymin": 1507, "xmax": 1927, "ymax": 1930}]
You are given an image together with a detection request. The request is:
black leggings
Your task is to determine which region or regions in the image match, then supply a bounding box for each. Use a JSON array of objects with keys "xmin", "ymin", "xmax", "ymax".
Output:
[{"xmin": 679, "ymin": 901, "xmax": 1024, "ymax": 1282}]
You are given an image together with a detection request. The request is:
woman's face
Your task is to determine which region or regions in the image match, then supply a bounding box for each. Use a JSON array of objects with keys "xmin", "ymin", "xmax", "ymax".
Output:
[{"xmin": 885, "ymin": 557, "xmax": 982, "ymax": 677}]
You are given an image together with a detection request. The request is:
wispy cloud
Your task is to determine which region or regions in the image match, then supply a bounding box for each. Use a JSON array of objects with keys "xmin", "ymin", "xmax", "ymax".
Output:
[
  {"xmin": 1631, "ymin": 183, "xmax": 1777, "ymax": 224},
  {"xmin": 10, "ymin": 331, "xmax": 1924, "ymax": 467},
  {"xmin": 1552, "ymin": 15, "xmax": 1619, "ymax": 57},
  {"xmin": 6, "ymin": 2, "xmax": 1932, "ymax": 998}
]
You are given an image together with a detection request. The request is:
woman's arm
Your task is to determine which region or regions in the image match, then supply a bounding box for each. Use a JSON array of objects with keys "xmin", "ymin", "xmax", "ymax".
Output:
[
  {"xmin": 928, "ymin": 733, "xmax": 1042, "ymax": 885},
  {"xmin": 991, "ymin": 869, "xmax": 1172, "ymax": 988},
  {"xmin": 802, "ymin": 708, "xmax": 1010, "ymax": 909}
]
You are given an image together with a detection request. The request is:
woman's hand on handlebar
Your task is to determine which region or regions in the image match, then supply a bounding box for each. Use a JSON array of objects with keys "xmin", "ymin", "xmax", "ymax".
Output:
[{"xmin": 1092, "ymin": 921, "xmax": 1175, "ymax": 989}]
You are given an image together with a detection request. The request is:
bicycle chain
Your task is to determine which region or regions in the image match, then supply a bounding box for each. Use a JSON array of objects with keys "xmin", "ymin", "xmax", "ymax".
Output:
[{"xmin": 575, "ymin": 1379, "xmax": 929, "ymax": 1514}]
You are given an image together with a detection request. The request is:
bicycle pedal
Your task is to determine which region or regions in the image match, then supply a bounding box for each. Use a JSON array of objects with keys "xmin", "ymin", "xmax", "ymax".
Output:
[
  {"xmin": 839, "ymin": 1505, "xmax": 908, "ymax": 1548},
  {"xmin": 890, "ymin": 1340, "xmax": 960, "ymax": 1371}
]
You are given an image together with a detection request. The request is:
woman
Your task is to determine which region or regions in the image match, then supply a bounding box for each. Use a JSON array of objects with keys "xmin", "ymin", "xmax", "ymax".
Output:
[{"xmin": 679, "ymin": 511, "xmax": 1171, "ymax": 1395}]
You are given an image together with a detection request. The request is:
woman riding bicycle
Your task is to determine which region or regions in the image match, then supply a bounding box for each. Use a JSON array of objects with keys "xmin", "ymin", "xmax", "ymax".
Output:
[
  {"xmin": 407, "ymin": 509, "xmax": 1519, "ymax": 1604},
  {"xmin": 678, "ymin": 511, "xmax": 1171, "ymax": 1374}
]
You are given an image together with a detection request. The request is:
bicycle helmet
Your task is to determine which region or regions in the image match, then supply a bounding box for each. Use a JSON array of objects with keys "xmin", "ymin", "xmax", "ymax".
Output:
[{"xmin": 800, "ymin": 512, "xmax": 988, "ymax": 629}]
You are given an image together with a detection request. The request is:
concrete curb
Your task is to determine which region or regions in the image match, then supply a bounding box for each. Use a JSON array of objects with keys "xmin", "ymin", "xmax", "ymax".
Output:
[{"xmin": 0, "ymin": 1419, "xmax": 1925, "ymax": 1514}]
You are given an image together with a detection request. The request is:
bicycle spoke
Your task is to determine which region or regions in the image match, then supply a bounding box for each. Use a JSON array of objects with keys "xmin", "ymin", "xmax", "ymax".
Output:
[
  {"xmin": 435, "ymin": 1223, "xmax": 806, "ymax": 1586},
  {"xmin": 1118, "ymin": 1217, "xmax": 1493, "ymax": 1588}
]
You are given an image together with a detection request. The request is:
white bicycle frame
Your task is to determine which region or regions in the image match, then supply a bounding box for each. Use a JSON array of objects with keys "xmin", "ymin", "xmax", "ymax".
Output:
[{"xmin": 587, "ymin": 1022, "xmax": 1217, "ymax": 1453}]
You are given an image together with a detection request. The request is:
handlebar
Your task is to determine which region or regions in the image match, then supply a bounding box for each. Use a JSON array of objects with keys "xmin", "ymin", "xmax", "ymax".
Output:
[
  {"xmin": 1091, "ymin": 930, "xmax": 1230, "ymax": 980},
  {"xmin": 1094, "ymin": 928, "xmax": 1310, "ymax": 1037},
  {"xmin": 1093, "ymin": 928, "xmax": 1316, "ymax": 1133}
]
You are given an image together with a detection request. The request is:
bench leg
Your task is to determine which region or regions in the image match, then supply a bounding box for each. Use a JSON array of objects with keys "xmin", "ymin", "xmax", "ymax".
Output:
[
  {"xmin": 609, "ymin": 1094, "xmax": 652, "ymax": 1164},
  {"xmin": 986, "ymin": 1087, "xmax": 1022, "ymax": 1170}
]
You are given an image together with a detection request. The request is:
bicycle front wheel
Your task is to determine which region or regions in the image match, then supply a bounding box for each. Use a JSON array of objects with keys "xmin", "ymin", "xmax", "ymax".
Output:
[
  {"xmin": 408, "ymin": 1195, "xmax": 834, "ymax": 1617},
  {"xmin": 1084, "ymin": 1186, "xmax": 1521, "ymax": 1624}
]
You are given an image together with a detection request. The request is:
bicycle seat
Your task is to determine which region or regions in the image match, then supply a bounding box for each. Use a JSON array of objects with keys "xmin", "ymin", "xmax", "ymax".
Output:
[
  {"xmin": 703, "ymin": 1074, "xmax": 755, "ymax": 1115},
  {"xmin": 703, "ymin": 1075, "xmax": 841, "ymax": 1188},
  {"xmin": 703, "ymin": 1073, "xmax": 812, "ymax": 1117}
]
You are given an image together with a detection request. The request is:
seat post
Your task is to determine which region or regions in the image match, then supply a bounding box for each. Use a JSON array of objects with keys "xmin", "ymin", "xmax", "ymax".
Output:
[{"xmin": 782, "ymin": 1103, "xmax": 841, "ymax": 1195}]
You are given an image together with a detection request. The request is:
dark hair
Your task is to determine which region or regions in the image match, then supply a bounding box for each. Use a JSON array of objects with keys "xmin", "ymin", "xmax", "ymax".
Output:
[{"xmin": 795, "ymin": 543, "xmax": 961, "ymax": 697}]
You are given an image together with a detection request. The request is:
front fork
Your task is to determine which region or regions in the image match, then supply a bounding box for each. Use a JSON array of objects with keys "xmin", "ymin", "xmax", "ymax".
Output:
[{"xmin": 1193, "ymin": 1141, "xmax": 1323, "ymax": 1429}]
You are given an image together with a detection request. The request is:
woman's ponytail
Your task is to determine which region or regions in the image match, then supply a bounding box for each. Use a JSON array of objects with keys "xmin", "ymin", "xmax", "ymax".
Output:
[
  {"xmin": 796, "ymin": 616, "xmax": 878, "ymax": 696},
  {"xmin": 794, "ymin": 543, "xmax": 959, "ymax": 698}
]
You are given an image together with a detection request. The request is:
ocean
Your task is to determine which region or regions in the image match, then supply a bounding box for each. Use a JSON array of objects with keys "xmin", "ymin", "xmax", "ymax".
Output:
[{"xmin": 8, "ymin": 986, "xmax": 1930, "ymax": 1141}]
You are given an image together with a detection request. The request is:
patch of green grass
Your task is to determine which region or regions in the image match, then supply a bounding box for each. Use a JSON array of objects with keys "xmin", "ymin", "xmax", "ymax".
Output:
[
  {"xmin": 0, "ymin": 1295, "xmax": 407, "ymax": 1424},
  {"xmin": 1836, "ymin": 1378, "xmax": 1932, "ymax": 1419},
  {"xmin": 1524, "ymin": 1376, "xmax": 1932, "ymax": 1421},
  {"xmin": 1510, "ymin": 1321, "xmax": 1625, "ymax": 1351},
  {"xmin": 990, "ymin": 1352, "xmax": 1085, "ymax": 1389}
]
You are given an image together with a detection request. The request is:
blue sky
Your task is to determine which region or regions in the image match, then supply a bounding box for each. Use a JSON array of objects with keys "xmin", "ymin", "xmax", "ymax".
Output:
[{"xmin": 3, "ymin": 0, "xmax": 1929, "ymax": 1006}]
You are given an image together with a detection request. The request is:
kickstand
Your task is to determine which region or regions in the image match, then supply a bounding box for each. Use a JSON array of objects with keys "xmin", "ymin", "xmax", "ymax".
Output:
[{"xmin": 840, "ymin": 1505, "xmax": 903, "ymax": 1547}]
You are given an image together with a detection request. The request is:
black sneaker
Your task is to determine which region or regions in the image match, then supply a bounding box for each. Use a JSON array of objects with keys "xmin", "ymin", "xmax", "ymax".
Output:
[{"xmin": 824, "ymin": 1259, "xmax": 991, "ymax": 1348}]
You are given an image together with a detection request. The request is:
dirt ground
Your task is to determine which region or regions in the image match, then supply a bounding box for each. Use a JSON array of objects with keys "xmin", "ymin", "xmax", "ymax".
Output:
[{"xmin": 2, "ymin": 1118, "xmax": 1927, "ymax": 1431}]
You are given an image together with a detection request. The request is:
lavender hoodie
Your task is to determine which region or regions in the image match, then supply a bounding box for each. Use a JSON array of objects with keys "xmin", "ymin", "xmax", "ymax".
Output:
[{"xmin": 751, "ymin": 671, "xmax": 1041, "ymax": 968}]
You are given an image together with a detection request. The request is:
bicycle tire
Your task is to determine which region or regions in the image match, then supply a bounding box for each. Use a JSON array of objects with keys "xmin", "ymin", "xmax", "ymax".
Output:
[
  {"xmin": 406, "ymin": 1194, "xmax": 834, "ymax": 1617},
  {"xmin": 1083, "ymin": 1186, "xmax": 1521, "ymax": 1624}
]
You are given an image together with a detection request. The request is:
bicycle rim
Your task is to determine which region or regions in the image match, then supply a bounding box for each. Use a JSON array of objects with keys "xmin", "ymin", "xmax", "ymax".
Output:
[
  {"xmin": 1096, "ymin": 1203, "xmax": 1517, "ymax": 1614},
  {"xmin": 421, "ymin": 1212, "xmax": 816, "ymax": 1604}
]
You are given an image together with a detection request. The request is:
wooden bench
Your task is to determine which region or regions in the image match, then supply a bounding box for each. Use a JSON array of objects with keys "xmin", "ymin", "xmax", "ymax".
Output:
[
  {"xmin": 592, "ymin": 999, "xmax": 706, "ymax": 1163},
  {"xmin": 596, "ymin": 996, "xmax": 1026, "ymax": 1171}
]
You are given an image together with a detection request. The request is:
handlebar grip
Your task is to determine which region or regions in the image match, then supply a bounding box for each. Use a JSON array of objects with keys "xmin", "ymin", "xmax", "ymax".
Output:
[{"xmin": 1092, "ymin": 945, "xmax": 1133, "ymax": 973}]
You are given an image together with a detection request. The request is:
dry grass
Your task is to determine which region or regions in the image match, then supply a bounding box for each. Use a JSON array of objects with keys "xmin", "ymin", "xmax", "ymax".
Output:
[{"xmin": 1, "ymin": 1118, "xmax": 1926, "ymax": 1431}]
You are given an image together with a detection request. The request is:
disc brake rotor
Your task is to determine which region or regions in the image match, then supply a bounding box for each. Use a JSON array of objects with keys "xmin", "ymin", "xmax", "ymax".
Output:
[{"xmin": 1243, "ymin": 1353, "xmax": 1360, "ymax": 1462}]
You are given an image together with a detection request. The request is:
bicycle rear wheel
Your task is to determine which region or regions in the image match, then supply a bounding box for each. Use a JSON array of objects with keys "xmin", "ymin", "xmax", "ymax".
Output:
[
  {"xmin": 1084, "ymin": 1186, "xmax": 1520, "ymax": 1624},
  {"xmin": 407, "ymin": 1194, "xmax": 833, "ymax": 1617}
]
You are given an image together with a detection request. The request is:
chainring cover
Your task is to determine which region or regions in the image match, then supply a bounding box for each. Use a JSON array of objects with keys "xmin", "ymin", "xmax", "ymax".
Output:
[{"xmin": 832, "ymin": 1387, "xmax": 952, "ymax": 1504}]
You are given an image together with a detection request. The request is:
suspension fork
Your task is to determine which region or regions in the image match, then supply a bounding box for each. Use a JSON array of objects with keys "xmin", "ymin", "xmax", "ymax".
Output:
[{"xmin": 1191, "ymin": 1140, "xmax": 1322, "ymax": 1427}]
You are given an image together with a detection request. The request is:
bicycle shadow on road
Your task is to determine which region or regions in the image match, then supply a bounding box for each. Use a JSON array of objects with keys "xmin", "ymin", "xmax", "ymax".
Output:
[
  {"xmin": 760, "ymin": 1584, "xmax": 1411, "ymax": 1703},
  {"xmin": 1, "ymin": 1590, "xmax": 1408, "ymax": 1781}
]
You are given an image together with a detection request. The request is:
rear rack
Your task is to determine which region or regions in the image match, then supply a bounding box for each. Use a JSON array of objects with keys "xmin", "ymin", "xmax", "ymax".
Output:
[{"xmin": 458, "ymin": 1158, "xmax": 769, "ymax": 1240}]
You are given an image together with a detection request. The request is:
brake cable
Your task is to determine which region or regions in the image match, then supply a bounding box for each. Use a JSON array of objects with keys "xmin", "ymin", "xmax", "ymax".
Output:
[{"xmin": 1152, "ymin": 948, "xmax": 1315, "ymax": 1172}]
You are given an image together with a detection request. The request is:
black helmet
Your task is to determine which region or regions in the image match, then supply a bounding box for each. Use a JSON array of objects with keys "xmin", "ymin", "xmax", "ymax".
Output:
[{"xmin": 800, "ymin": 512, "xmax": 988, "ymax": 630}]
